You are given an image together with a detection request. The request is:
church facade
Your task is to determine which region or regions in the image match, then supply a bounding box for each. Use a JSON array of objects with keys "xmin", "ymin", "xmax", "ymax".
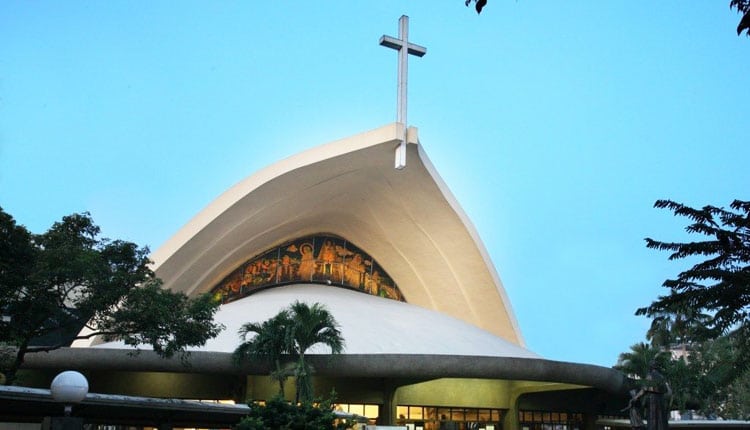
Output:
[{"xmin": 23, "ymin": 123, "xmax": 628, "ymax": 430}]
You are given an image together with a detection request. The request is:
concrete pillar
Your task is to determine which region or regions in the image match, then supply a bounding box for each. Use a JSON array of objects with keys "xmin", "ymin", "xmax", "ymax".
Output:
[
  {"xmin": 503, "ymin": 402, "xmax": 519, "ymax": 430},
  {"xmin": 380, "ymin": 384, "xmax": 397, "ymax": 425}
]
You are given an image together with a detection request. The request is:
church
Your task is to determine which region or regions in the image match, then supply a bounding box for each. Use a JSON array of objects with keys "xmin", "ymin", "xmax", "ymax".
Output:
[
  {"xmin": 21, "ymin": 122, "xmax": 628, "ymax": 430},
  {"xmin": 17, "ymin": 16, "xmax": 628, "ymax": 430}
]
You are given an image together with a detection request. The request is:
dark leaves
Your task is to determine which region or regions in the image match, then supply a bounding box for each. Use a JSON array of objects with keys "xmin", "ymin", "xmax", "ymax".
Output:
[
  {"xmin": 233, "ymin": 301, "xmax": 344, "ymax": 403},
  {"xmin": 639, "ymin": 199, "xmax": 750, "ymax": 362},
  {"xmin": 732, "ymin": 0, "xmax": 750, "ymax": 36},
  {"xmin": 464, "ymin": 1, "xmax": 750, "ymax": 38},
  {"xmin": 0, "ymin": 207, "xmax": 223, "ymax": 383},
  {"xmin": 465, "ymin": 0, "xmax": 488, "ymax": 14}
]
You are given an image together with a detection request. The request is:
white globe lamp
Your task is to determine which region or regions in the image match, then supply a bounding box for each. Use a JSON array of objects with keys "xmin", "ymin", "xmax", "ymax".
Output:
[{"xmin": 50, "ymin": 371, "xmax": 89, "ymax": 416}]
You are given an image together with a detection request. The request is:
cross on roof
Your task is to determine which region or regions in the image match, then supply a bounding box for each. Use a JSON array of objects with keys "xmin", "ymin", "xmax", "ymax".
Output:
[{"xmin": 380, "ymin": 15, "xmax": 426, "ymax": 169}]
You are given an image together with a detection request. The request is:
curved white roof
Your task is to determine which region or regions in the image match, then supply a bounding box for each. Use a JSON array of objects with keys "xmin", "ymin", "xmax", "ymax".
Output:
[
  {"xmin": 99, "ymin": 284, "xmax": 539, "ymax": 359},
  {"xmin": 148, "ymin": 123, "xmax": 524, "ymax": 345}
]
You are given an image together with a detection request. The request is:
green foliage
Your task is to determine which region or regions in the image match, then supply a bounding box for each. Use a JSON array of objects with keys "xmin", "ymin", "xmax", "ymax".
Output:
[
  {"xmin": 234, "ymin": 310, "xmax": 295, "ymax": 397},
  {"xmin": 637, "ymin": 199, "xmax": 750, "ymax": 369},
  {"xmin": 614, "ymin": 342, "xmax": 669, "ymax": 382},
  {"xmin": 615, "ymin": 199, "xmax": 750, "ymax": 417},
  {"xmin": 615, "ymin": 340, "xmax": 750, "ymax": 416},
  {"xmin": 286, "ymin": 301, "xmax": 345, "ymax": 359},
  {"xmin": 681, "ymin": 336, "xmax": 750, "ymax": 417},
  {"xmin": 236, "ymin": 394, "xmax": 338, "ymax": 430},
  {"xmin": 0, "ymin": 208, "xmax": 224, "ymax": 384},
  {"xmin": 234, "ymin": 301, "xmax": 344, "ymax": 403},
  {"xmin": 722, "ymin": 370, "xmax": 750, "ymax": 420}
]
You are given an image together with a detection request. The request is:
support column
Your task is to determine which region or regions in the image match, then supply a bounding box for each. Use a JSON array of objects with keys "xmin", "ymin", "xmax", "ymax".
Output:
[{"xmin": 380, "ymin": 385, "xmax": 397, "ymax": 425}]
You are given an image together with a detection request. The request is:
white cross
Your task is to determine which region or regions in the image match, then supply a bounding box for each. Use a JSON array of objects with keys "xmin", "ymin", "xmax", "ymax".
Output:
[{"xmin": 380, "ymin": 15, "xmax": 426, "ymax": 169}]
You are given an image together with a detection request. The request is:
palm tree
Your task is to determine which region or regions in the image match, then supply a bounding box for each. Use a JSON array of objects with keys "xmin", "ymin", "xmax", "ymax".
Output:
[
  {"xmin": 646, "ymin": 309, "xmax": 711, "ymax": 350},
  {"xmin": 233, "ymin": 301, "xmax": 345, "ymax": 403},
  {"xmin": 286, "ymin": 301, "xmax": 344, "ymax": 403},
  {"xmin": 234, "ymin": 310, "xmax": 294, "ymax": 397},
  {"xmin": 615, "ymin": 342, "xmax": 667, "ymax": 381}
]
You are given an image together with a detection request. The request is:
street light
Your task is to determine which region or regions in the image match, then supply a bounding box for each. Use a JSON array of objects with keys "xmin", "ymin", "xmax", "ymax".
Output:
[{"xmin": 50, "ymin": 371, "xmax": 88, "ymax": 416}]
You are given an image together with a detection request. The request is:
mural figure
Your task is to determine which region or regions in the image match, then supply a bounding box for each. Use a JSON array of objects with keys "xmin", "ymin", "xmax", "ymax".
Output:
[
  {"xmin": 242, "ymin": 264, "xmax": 254, "ymax": 288},
  {"xmin": 226, "ymin": 273, "xmax": 241, "ymax": 296},
  {"xmin": 344, "ymin": 253, "xmax": 365, "ymax": 288},
  {"xmin": 298, "ymin": 243, "xmax": 316, "ymax": 281},
  {"xmin": 278, "ymin": 254, "xmax": 295, "ymax": 281},
  {"xmin": 264, "ymin": 258, "xmax": 278, "ymax": 283},
  {"xmin": 366, "ymin": 270, "xmax": 382, "ymax": 295},
  {"xmin": 318, "ymin": 240, "xmax": 337, "ymax": 277}
]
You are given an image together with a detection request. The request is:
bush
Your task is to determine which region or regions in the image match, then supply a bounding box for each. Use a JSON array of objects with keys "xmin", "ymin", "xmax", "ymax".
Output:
[{"xmin": 236, "ymin": 394, "xmax": 338, "ymax": 430}]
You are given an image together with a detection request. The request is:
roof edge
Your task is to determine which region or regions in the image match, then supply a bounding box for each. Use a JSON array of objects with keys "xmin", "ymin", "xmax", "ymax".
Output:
[
  {"xmin": 150, "ymin": 123, "xmax": 410, "ymax": 269},
  {"xmin": 415, "ymin": 144, "xmax": 526, "ymax": 346},
  {"xmin": 24, "ymin": 348, "xmax": 626, "ymax": 394}
]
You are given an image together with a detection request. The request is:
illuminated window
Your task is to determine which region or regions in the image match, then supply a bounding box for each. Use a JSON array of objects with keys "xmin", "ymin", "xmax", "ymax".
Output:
[
  {"xmin": 398, "ymin": 405, "xmax": 504, "ymax": 430},
  {"xmin": 364, "ymin": 405, "xmax": 379, "ymax": 418},
  {"xmin": 410, "ymin": 406, "xmax": 424, "ymax": 420},
  {"xmin": 333, "ymin": 403, "xmax": 380, "ymax": 421},
  {"xmin": 518, "ymin": 410, "xmax": 584, "ymax": 430}
]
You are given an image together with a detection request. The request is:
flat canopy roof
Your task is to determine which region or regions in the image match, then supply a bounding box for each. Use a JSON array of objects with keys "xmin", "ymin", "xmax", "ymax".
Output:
[
  {"xmin": 0, "ymin": 385, "xmax": 250, "ymax": 427},
  {"xmin": 23, "ymin": 348, "xmax": 627, "ymax": 395}
]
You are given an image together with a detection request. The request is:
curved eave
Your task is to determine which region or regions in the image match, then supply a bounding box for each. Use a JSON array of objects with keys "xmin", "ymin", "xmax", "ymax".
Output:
[
  {"xmin": 149, "ymin": 123, "xmax": 523, "ymax": 344},
  {"xmin": 22, "ymin": 348, "xmax": 627, "ymax": 395}
]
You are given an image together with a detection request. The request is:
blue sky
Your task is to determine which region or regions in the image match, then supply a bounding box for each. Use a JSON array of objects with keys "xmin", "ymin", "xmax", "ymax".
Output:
[{"xmin": 2, "ymin": 1, "xmax": 749, "ymax": 367}]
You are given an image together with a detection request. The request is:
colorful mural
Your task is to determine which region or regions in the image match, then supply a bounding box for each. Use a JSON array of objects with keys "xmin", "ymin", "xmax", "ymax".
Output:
[{"xmin": 211, "ymin": 234, "xmax": 405, "ymax": 304}]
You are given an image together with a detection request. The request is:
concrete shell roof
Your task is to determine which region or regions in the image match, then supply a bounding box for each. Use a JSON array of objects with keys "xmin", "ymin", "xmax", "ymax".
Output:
[
  {"xmin": 149, "ymin": 123, "xmax": 523, "ymax": 345},
  {"xmin": 203, "ymin": 285, "xmax": 536, "ymax": 357},
  {"xmin": 93, "ymin": 285, "xmax": 536, "ymax": 358}
]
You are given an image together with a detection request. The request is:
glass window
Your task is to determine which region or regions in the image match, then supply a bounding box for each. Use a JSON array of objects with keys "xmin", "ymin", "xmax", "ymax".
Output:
[
  {"xmin": 350, "ymin": 404, "xmax": 364, "ymax": 416},
  {"xmin": 365, "ymin": 404, "xmax": 379, "ymax": 419},
  {"xmin": 410, "ymin": 406, "xmax": 424, "ymax": 419},
  {"xmin": 424, "ymin": 407, "xmax": 437, "ymax": 421},
  {"xmin": 398, "ymin": 406, "xmax": 409, "ymax": 419},
  {"xmin": 452, "ymin": 409, "xmax": 465, "ymax": 421},
  {"xmin": 437, "ymin": 408, "xmax": 450, "ymax": 421}
]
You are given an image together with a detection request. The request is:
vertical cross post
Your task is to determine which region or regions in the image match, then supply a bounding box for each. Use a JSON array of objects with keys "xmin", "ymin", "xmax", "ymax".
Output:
[{"xmin": 380, "ymin": 15, "xmax": 426, "ymax": 169}]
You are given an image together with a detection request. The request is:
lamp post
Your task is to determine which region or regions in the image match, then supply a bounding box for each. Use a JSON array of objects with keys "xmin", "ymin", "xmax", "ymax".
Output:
[
  {"xmin": 45, "ymin": 371, "xmax": 88, "ymax": 430},
  {"xmin": 50, "ymin": 370, "xmax": 89, "ymax": 416}
]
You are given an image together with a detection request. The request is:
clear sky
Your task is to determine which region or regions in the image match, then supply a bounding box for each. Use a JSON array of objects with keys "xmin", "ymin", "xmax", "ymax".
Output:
[{"xmin": 2, "ymin": 1, "xmax": 749, "ymax": 368}]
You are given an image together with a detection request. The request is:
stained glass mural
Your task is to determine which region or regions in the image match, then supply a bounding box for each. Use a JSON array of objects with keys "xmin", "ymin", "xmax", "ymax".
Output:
[{"xmin": 211, "ymin": 234, "xmax": 404, "ymax": 304}]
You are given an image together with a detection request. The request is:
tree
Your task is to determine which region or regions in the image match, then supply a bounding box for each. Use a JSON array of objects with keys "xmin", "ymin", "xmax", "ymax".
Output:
[
  {"xmin": 624, "ymin": 199, "xmax": 750, "ymax": 418},
  {"xmin": 637, "ymin": 199, "xmax": 750, "ymax": 370},
  {"xmin": 464, "ymin": 1, "xmax": 750, "ymax": 37},
  {"xmin": 234, "ymin": 301, "xmax": 344, "ymax": 404},
  {"xmin": 733, "ymin": 0, "xmax": 750, "ymax": 36},
  {"xmin": 615, "ymin": 342, "xmax": 669, "ymax": 381},
  {"xmin": 646, "ymin": 308, "xmax": 711, "ymax": 353},
  {"xmin": 286, "ymin": 301, "xmax": 345, "ymax": 404},
  {"xmin": 234, "ymin": 310, "xmax": 295, "ymax": 397},
  {"xmin": 0, "ymin": 208, "xmax": 224, "ymax": 384}
]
